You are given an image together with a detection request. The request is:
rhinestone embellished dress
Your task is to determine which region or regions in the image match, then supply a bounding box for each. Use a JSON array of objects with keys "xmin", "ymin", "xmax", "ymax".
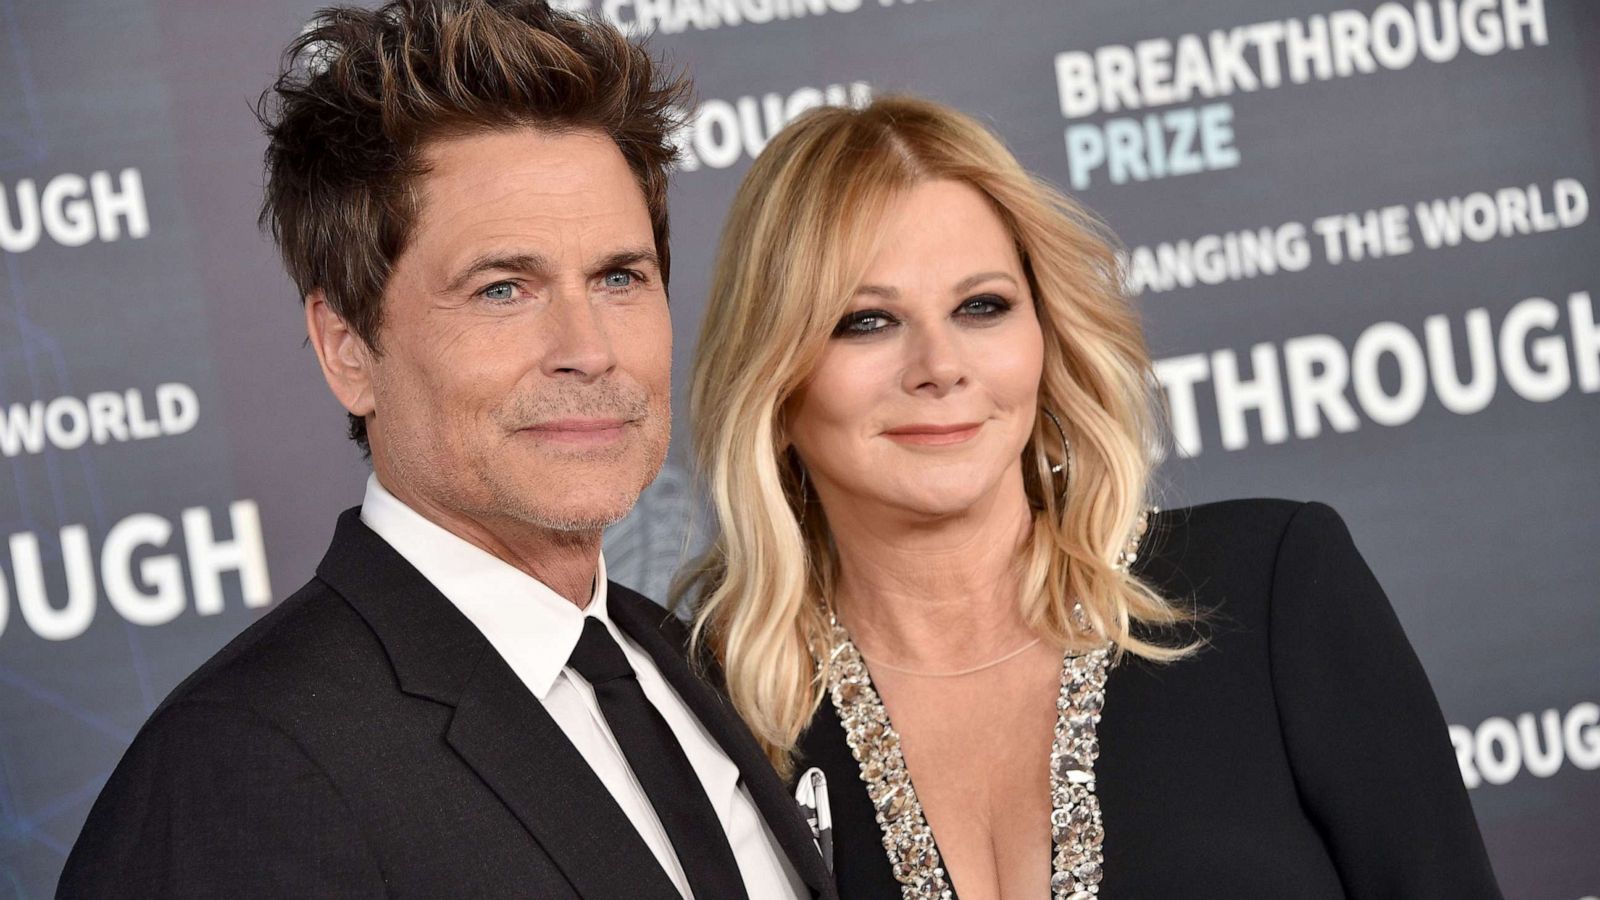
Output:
[{"xmin": 821, "ymin": 511, "xmax": 1148, "ymax": 900}]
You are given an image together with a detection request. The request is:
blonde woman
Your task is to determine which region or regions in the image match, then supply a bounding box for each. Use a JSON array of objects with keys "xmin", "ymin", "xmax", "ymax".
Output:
[{"xmin": 680, "ymin": 96, "xmax": 1501, "ymax": 900}]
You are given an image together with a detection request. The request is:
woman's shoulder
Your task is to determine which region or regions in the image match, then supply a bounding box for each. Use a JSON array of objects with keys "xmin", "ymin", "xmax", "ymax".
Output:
[
  {"xmin": 1139, "ymin": 497, "xmax": 1354, "ymax": 570},
  {"xmin": 1133, "ymin": 498, "xmax": 1366, "ymax": 628},
  {"xmin": 1145, "ymin": 496, "xmax": 1346, "ymax": 549}
]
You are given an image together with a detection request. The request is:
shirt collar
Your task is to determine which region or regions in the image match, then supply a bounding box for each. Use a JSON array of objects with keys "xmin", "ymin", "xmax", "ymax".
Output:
[{"xmin": 359, "ymin": 473, "xmax": 607, "ymax": 701}]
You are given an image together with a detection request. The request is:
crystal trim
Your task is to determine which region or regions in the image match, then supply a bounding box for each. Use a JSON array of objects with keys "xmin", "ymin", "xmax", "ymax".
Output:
[{"xmin": 822, "ymin": 509, "xmax": 1147, "ymax": 898}]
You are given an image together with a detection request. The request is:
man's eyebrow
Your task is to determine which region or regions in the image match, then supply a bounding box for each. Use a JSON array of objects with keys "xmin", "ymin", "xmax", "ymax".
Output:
[
  {"xmin": 443, "ymin": 252, "xmax": 553, "ymax": 294},
  {"xmin": 592, "ymin": 247, "xmax": 660, "ymax": 274}
]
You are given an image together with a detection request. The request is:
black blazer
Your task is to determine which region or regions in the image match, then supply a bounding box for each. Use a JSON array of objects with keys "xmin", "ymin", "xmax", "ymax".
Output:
[
  {"xmin": 60, "ymin": 508, "xmax": 835, "ymax": 899},
  {"xmin": 797, "ymin": 499, "xmax": 1503, "ymax": 899}
]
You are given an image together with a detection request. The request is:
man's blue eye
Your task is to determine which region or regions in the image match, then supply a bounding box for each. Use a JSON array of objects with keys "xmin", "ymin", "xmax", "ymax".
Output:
[
  {"xmin": 603, "ymin": 271, "xmax": 635, "ymax": 289},
  {"xmin": 482, "ymin": 282, "xmax": 516, "ymax": 302}
]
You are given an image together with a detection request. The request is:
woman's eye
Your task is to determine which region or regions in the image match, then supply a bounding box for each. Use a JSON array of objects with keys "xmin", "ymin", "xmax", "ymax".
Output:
[
  {"xmin": 480, "ymin": 281, "xmax": 518, "ymax": 303},
  {"xmin": 833, "ymin": 310, "xmax": 896, "ymax": 337},
  {"xmin": 601, "ymin": 270, "xmax": 636, "ymax": 290},
  {"xmin": 958, "ymin": 294, "xmax": 1011, "ymax": 318}
]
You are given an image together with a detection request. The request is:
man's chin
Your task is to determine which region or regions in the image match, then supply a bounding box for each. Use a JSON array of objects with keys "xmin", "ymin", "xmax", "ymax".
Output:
[
  {"xmin": 491, "ymin": 481, "xmax": 644, "ymax": 534},
  {"xmin": 522, "ymin": 501, "xmax": 636, "ymax": 534},
  {"xmin": 489, "ymin": 438, "xmax": 665, "ymax": 531}
]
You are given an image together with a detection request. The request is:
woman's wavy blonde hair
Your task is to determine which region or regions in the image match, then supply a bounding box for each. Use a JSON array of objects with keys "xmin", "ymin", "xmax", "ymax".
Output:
[{"xmin": 675, "ymin": 95, "xmax": 1192, "ymax": 776}]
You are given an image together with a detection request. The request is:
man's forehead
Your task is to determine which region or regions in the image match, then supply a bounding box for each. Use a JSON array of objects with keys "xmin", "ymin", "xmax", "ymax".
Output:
[
  {"xmin": 406, "ymin": 125, "xmax": 652, "ymax": 257},
  {"xmin": 421, "ymin": 125, "xmax": 625, "ymax": 183},
  {"xmin": 414, "ymin": 127, "xmax": 643, "ymax": 216}
]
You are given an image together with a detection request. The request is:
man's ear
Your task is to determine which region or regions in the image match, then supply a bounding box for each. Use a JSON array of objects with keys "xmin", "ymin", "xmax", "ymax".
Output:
[{"xmin": 305, "ymin": 290, "xmax": 377, "ymax": 418}]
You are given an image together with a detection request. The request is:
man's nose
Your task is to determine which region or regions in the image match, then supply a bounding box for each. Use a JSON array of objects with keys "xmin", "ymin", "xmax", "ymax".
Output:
[{"xmin": 542, "ymin": 288, "xmax": 618, "ymax": 381}]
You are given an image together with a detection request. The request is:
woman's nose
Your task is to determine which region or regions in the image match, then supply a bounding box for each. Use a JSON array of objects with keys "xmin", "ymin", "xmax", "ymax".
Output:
[{"xmin": 901, "ymin": 323, "xmax": 966, "ymax": 396}]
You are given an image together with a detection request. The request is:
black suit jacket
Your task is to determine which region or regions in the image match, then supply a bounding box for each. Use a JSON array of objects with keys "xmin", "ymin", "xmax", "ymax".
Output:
[
  {"xmin": 60, "ymin": 508, "xmax": 835, "ymax": 899},
  {"xmin": 797, "ymin": 499, "xmax": 1503, "ymax": 899}
]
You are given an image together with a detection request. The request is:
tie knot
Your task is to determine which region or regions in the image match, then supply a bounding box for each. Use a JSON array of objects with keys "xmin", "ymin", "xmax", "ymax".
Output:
[{"xmin": 567, "ymin": 617, "xmax": 635, "ymax": 685}]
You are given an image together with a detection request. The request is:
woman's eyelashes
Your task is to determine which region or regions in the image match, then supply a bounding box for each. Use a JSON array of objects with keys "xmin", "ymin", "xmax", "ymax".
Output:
[
  {"xmin": 832, "ymin": 293, "xmax": 1014, "ymax": 338},
  {"xmin": 833, "ymin": 308, "xmax": 897, "ymax": 336},
  {"xmin": 956, "ymin": 294, "xmax": 1013, "ymax": 320}
]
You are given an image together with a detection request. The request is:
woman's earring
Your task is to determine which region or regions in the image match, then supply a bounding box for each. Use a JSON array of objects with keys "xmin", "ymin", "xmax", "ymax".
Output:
[{"xmin": 1042, "ymin": 408, "xmax": 1074, "ymax": 498}]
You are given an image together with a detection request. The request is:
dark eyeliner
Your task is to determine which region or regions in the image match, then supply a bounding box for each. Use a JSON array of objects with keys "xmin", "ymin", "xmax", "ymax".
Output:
[
  {"xmin": 957, "ymin": 293, "xmax": 1013, "ymax": 318},
  {"xmin": 833, "ymin": 308, "xmax": 895, "ymax": 337}
]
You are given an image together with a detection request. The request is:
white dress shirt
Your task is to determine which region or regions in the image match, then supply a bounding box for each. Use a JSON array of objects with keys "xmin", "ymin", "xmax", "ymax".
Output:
[{"xmin": 359, "ymin": 475, "xmax": 806, "ymax": 900}]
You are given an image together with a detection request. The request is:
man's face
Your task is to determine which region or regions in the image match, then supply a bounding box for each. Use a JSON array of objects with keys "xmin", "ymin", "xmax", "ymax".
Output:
[{"xmin": 359, "ymin": 127, "xmax": 671, "ymax": 533}]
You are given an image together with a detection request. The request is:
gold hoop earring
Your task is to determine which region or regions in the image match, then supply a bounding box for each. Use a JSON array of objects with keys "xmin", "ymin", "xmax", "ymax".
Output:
[{"xmin": 1041, "ymin": 408, "xmax": 1074, "ymax": 499}]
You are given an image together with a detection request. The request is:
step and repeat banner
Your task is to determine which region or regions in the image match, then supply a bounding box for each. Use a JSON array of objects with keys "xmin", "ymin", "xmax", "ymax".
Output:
[{"xmin": 1, "ymin": 0, "xmax": 1596, "ymax": 895}]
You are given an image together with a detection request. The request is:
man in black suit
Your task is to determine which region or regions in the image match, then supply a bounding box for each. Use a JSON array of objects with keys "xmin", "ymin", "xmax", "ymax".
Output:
[{"xmin": 58, "ymin": 2, "xmax": 833, "ymax": 897}]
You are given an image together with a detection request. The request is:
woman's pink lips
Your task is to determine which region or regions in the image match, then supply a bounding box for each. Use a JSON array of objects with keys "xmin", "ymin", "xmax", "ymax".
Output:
[{"xmin": 881, "ymin": 422, "xmax": 983, "ymax": 446}]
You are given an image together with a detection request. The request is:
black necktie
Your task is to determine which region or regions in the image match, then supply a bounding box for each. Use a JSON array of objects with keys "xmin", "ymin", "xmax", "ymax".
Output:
[{"xmin": 566, "ymin": 617, "xmax": 751, "ymax": 900}]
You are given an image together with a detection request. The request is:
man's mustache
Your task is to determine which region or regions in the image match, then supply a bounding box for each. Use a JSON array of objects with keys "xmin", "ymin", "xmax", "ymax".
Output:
[{"xmin": 499, "ymin": 384, "xmax": 653, "ymax": 430}]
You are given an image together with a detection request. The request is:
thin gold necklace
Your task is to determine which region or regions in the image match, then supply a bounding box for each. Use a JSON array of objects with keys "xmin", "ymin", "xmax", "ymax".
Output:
[{"xmin": 854, "ymin": 636, "xmax": 1043, "ymax": 678}]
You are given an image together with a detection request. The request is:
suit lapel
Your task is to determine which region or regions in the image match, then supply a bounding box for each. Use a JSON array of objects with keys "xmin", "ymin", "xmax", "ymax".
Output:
[
  {"xmin": 316, "ymin": 509, "xmax": 679, "ymax": 900},
  {"xmin": 447, "ymin": 648, "xmax": 681, "ymax": 900},
  {"xmin": 609, "ymin": 586, "xmax": 836, "ymax": 899}
]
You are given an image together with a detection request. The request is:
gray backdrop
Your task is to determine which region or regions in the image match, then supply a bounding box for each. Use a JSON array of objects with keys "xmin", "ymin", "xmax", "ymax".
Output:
[{"xmin": 1, "ymin": 0, "xmax": 1596, "ymax": 896}]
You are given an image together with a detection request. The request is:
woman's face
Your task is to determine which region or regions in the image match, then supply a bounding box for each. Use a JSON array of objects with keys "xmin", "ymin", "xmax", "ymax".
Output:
[{"xmin": 788, "ymin": 179, "xmax": 1045, "ymax": 523}]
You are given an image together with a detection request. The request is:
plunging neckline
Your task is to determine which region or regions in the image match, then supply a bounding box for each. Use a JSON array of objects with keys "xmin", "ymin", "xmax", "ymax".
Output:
[{"xmin": 823, "ymin": 620, "xmax": 1111, "ymax": 900}]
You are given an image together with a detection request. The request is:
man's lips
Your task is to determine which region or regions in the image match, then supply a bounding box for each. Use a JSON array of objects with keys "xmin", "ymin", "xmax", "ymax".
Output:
[
  {"xmin": 881, "ymin": 422, "xmax": 983, "ymax": 446},
  {"xmin": 517, "ymin": 417, "xmax": 633, "ymax": 446}
]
